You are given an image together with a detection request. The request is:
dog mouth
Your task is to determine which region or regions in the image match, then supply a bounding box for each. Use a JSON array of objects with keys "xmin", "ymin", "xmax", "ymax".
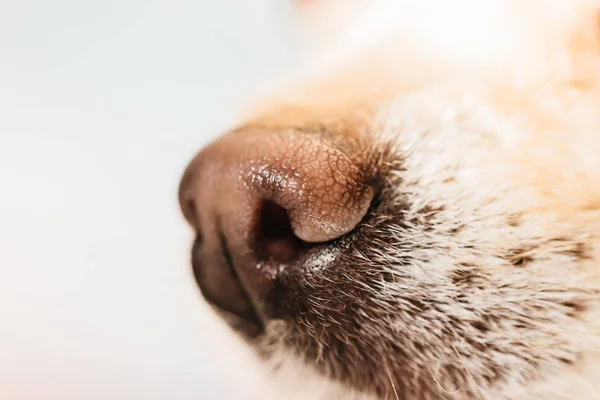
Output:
[
  {"xmin": 190, "ymin": 190, "xmax": 387, "ymax": 341},
  {"xmin": 191, "ymin": 234, "xmax": 264, "ymax": 338}
]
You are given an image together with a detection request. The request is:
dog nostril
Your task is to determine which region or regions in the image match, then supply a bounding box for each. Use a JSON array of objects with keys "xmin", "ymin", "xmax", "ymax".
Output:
[
  {"xmin": 255, "ymin": 200, "xmax": 311, "ymax": 263},
  {"xmin": 179, "ymin": 128, "xmax": 377, "ymax": 333}
]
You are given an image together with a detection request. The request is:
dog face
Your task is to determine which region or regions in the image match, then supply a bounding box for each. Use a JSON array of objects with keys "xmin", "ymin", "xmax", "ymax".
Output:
[{"xmin": 179, "ymin": 1, "xmax": 600, "ymax": 398}]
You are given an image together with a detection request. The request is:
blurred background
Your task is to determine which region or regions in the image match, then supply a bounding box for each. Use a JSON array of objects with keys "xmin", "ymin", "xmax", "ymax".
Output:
[{"xmin": 0, "ymin": 1, "xmax": 300, "ymax": 398}]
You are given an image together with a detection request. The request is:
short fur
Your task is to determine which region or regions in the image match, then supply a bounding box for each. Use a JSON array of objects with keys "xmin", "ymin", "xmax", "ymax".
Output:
[{"xmin": 199, "ymin": 1, "xmax": 600, "ymax": 399}]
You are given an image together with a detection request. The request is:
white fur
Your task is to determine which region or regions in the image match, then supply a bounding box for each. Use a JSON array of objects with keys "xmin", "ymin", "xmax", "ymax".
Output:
[{"xmin": 247, "ymin": 1, "xmax": 600, "ymax": 399}]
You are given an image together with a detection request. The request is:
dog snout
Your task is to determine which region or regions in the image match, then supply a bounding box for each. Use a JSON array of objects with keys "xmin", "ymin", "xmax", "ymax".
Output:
[{"xmin": 178, "ymin": 127, "xmax": 375, "ymax": 334}]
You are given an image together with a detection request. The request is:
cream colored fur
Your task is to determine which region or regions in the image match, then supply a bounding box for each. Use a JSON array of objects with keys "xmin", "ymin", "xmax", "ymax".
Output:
[{"xmin": 235, "ymin": 1, "xmax": 600, "ymax": 399}]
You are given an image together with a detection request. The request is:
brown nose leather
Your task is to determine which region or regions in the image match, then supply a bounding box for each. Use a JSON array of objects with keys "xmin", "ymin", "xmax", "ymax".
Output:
[{"xmin": 179, "ymin": 128, "xmax": 374, "ymax": 333}]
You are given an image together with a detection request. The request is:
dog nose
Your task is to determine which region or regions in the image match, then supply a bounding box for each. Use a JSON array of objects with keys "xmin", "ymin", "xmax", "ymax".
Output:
[{"xmin": 179, "ymin": 127, "xmax": 375, "ymax": 334}]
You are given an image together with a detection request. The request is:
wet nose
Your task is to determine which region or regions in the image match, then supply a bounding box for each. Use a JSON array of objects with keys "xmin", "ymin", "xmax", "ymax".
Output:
[{"xmin": 178, "ymin": 127, "xmax": 374, "ymax": 335}]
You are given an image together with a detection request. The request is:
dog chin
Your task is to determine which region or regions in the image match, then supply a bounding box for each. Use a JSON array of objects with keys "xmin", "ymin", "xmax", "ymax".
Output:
[{"xmin": 261, "ymin": 349, "xmax": 376, "ymax": 400}]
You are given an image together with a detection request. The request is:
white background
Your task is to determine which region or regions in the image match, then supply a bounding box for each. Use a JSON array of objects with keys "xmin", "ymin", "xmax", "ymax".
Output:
[{"xmin": 0, "ymin": 1, "xmax": 298, "ymax": 398}]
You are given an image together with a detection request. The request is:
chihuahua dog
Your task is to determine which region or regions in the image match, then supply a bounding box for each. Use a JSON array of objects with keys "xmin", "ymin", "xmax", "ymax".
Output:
[{"xmin": 179, "ymin": 1, "xmax": 600, "ymax": 398}]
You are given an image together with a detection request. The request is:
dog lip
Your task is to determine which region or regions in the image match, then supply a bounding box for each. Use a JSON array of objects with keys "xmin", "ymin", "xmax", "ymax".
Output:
[
  {"xmin": 216, "ymin": 232, "xmax": 265, "ymax": 337},
  {"xmin": 191, "ymin": 231, "xmax": 265, "ymax": 339}
]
